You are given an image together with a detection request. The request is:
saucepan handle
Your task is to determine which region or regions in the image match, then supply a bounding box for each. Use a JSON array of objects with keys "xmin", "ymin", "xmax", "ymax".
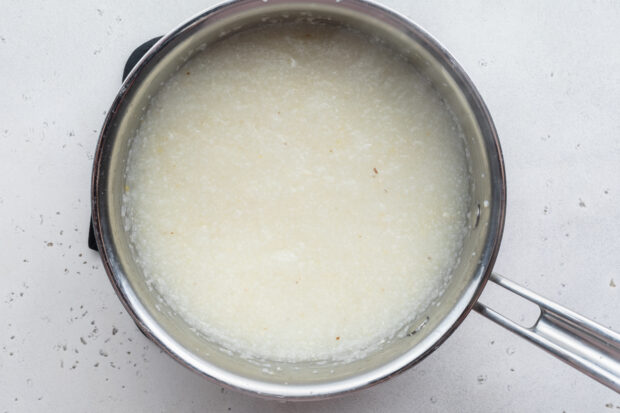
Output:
[{"xmin": 474, "ymin": 273, "xmax": 620, "ymax": 392}]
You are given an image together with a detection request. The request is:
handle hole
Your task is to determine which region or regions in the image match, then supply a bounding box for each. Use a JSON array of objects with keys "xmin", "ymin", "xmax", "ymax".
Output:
[{"xmin": 481, "ymin": 279, "xmax": 542, "ymax": 329}]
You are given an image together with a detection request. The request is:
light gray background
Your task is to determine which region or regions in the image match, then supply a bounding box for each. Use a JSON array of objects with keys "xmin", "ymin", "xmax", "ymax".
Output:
[{"xmin": 1, "ymin": 1, "xmax": 619, "ymax": 412}]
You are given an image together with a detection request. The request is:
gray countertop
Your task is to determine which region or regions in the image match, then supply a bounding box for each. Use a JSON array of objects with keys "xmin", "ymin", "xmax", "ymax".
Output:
[{"xmin": 1, "ymin": 1, "xmax": 618, "ymax": 411}]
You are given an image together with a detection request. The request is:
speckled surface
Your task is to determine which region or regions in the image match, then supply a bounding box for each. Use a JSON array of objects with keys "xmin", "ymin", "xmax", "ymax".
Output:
[{"xmin": 0, "ymin": 1, "xmax": 618, "ymax": 412}]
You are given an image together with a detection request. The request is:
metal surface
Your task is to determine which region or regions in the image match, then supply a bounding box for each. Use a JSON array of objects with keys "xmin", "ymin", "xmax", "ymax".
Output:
[
  {"xmin": 92, "ymin": 0, "xmax": 507, "ymax": 400},
  {"xmin": 475, "ymin": 273, "xmax": 620, "ymax": 392}
]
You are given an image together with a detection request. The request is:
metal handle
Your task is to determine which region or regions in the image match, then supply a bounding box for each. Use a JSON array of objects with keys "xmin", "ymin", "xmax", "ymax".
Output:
[{"xmin": 474, "ymin": 273, "xmax": 620, "ymax": 392}]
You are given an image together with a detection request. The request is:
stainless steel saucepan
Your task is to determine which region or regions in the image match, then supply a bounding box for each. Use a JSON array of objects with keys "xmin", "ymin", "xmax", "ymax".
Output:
[{"xmin": 91, "ymin": 0, "xmax": 620, "ymax": 399}]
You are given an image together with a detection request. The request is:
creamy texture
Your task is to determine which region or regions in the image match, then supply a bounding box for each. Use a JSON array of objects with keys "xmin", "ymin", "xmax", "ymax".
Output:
[{"xmin": 123, "ymin": 23, "xmax": 471, "ymax": 362}]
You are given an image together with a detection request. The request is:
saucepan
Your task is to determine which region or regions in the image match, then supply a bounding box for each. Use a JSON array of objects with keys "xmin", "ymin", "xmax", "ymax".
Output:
[{"xmin": 90, "ymin": 0, "xmax": 620, "ymax": 399}]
